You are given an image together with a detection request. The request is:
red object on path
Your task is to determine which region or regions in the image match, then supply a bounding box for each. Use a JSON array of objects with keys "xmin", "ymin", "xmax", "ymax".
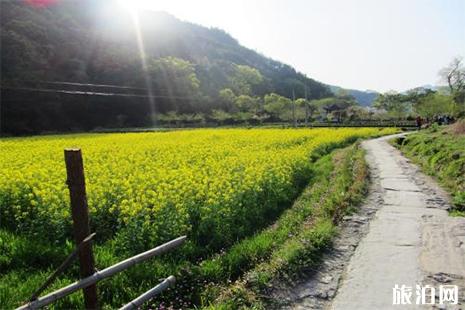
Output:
[{"xmin": 24, "ymin": 0, "xmax": 59, "ymax": 8}]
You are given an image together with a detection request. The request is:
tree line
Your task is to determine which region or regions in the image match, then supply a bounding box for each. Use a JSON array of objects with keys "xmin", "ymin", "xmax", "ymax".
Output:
[{"xmin": 372, "ymin": 57, "xmax": 465, "ymax": 121}]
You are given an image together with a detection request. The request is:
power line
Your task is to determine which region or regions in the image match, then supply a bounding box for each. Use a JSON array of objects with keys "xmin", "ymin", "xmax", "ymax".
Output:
[
  {"xmin": 1, "ymin": 80, "xmax": 184, "ymax": 94},
  {"xmin": 1, "ymin": 86, "xmax": 196, "ymax": 100}
]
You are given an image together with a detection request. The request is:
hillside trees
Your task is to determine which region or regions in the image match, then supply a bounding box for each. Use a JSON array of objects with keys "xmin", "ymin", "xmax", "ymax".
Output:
[
  {"xmin": 1, "ymin": 0, "xmax": 337, "ymax": 132},
  {"xmin": 412, "ymin": 92, "xmax": 461, "ymax": 119},
  {"xmin": 148, "ymin": 57, "xmax": 200, "ymax": 97},
  {"xmin": 145, "ymin": 56, "xmax": 201, "ymax": 113},
  {"xmin": 1, "ymin": 0, "xmax": 331, "ymax": 101},
  {"xmin": 295, "ymin": 98, "xmax": 311, "ymax": 124},
  {"xmin": 210, "ymin": 109, "xmax": 233, "ymax": 125},
  {"xmin": 264, "ymin": 93, "xmax": 292, "ymax": 120},
  {"xmin": 234, "ymin": 95, "xmax": 260, "ymax": 113},
  {"xmin": 373, "ymin": 91, "xmax": 412, "ymax": 118},
  {"xmin": 230, "ymin": 64, "xmax": 264, "ymax": 96},
  {"xmin": 218, "ymin": 88, "xmax": 236, "ymax": 111}
]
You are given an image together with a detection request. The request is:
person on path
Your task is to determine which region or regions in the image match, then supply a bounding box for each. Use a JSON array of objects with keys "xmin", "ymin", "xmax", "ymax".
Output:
[{"xmin": 415, "ymin": 115, "xmax": 423, "ymax": 130}]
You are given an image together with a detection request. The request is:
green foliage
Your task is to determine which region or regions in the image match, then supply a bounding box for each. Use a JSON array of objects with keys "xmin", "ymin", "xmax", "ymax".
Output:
[
  {"xmin": 149, "ymin": 56, "xmax": 200, "ymax": 97},
  {"xmin": 230, "ymin": 65, "xmax": 264, "ymax": 96},
  {"xmin": 234, "ymin": 95, "xmax": 260, "ymax": 113},
  {"xmin": 294, "ymin": 98, "xmax": 313, "ymax": 122},
  {"xmin": 232, "ymin": 111, "xmax": 254, "ymax": 123},
  {"xmin": 347, "ymin": 105, "xmax": 371, "ymax": 120},
  {"xmin": 395, "ymin": 126, "xmax": 465, "ymax": 213},
  {"xmin": 414, "ymin": 93, "xmax": 456, "ymax": 118},
  {"xmin": 263, "ymin": 93, "xmax": 292, "ymax": 119},
  {"xmin": 0, "ymin": 230, "xmax": 71, "ymax": 272},
  {"xmin": 373, "ymin": 91, "xmax": 413, "ymax": 118},
  {"xmin": 154, "ymin": 112, "xmax": 206, "ymax": 126},
  {"xmin": 218, "ymin": 88, "xmax": 236, "ymax": 111},
  {"xmin": 210, "ymin": 109, "xmax": 233, "ymax": 124},
  {"xmin": 294, "ymin": 98, "xmax": 308, "ymax": 107},
  {"xmin": 374, "ymin": 80, "xmax": 462, "ymax": 120}
]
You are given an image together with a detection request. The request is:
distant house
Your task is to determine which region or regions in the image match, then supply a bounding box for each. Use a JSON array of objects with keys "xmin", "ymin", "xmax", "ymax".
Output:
[{"xmin": 322, "ymin": 102, "xmax": 351, "ymax": 123}]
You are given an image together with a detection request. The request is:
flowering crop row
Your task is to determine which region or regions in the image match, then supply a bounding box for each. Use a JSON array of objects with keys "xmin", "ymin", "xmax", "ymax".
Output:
[{"xmin": 0, "ymin": 128, "xmax": 394, "ymax": 253}]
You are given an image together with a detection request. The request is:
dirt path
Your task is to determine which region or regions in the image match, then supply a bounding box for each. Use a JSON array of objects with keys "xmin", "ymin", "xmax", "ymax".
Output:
[{"xmin": 275, "ymin": 134, "xmax": 465, "ymax": 309}]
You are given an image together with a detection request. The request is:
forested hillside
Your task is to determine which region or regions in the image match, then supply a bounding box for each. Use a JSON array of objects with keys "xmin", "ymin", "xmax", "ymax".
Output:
[
  {"xmin": 329, "ymin": 85, "xmax": 378, "ymax": 106},
  {"xmin": 1, "ymin": 0, "xmax": 334, "ymax": 131}
]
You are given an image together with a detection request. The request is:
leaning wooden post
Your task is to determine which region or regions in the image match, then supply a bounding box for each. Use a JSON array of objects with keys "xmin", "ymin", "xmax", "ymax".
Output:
[{"xmin": 64, "ymin": 149, "xmax": 99, "ymax": 309}]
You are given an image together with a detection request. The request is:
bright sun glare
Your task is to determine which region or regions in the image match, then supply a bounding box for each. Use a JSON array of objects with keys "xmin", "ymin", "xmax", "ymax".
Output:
[
  {"xmin": 117, "ymin": 0, "xmax": 140, "ymax": 11},
  {"xmin": 117, "ymin": 0, "xmax": 170, "ymax": 12},
  {"xmin": 117, "ymin": 0, "xmax": 191, "ymax": 17}
]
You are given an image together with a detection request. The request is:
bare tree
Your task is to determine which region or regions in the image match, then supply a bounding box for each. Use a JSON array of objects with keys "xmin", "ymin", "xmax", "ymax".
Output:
[{"xmin": 440, "ymin": 57, "xmax": 465, "ymax": 93}]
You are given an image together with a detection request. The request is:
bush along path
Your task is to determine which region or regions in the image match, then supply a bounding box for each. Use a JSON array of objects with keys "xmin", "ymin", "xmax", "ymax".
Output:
[{"xmin": 279, "ymin": 133, "xmax": 465, "ymax": 310}]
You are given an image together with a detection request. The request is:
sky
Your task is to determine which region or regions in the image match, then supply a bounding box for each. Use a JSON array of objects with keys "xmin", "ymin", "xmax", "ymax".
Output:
[{"xmin": 120, "ymin": 0, "xmax": 465, "ymax": 92}]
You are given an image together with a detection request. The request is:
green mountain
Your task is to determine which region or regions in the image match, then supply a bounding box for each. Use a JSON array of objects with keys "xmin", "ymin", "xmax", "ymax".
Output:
[
  {"xmin": 1, "ymin": 0, "xmax": 331, "ymax": 103},
  {"xmin": 329, "ymin": 85, "xmax": 379, "ymax": 107}
]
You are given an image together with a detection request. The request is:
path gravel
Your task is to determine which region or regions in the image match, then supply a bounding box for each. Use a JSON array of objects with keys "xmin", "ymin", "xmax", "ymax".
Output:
[{"xmin": 275, "ymin": 134, "xmax": 465, "ymax": 309}]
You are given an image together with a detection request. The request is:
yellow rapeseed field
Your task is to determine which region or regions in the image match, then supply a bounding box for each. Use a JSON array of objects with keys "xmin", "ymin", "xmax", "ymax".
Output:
[{"xmin": 0, "ymin": 128, "xmax": 395, "ymax": 250}]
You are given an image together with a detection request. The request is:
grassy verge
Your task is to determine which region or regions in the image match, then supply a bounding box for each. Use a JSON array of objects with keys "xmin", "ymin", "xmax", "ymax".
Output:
[
  {"xmin": 392, "ymin": 121, "xmax": 465, "ymax": 216},
  {"xmin": 200, "ymin": 143, "xmax": 369, "ymax": 309}
]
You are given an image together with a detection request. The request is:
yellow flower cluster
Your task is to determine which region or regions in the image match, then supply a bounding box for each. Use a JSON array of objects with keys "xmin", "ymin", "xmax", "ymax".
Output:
[{"xmin": 0, "ymin": 128, "xmax": 394, "ymax": 246}]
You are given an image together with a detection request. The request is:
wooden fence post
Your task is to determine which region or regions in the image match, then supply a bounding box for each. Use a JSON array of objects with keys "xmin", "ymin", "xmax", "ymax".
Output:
[{"xmin": 64, "ymin": 149, "xmax": 99, "ymax": 309}]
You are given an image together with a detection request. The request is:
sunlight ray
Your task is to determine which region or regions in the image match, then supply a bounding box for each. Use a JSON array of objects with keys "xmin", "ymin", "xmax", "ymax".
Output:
[{"xmin": 127, "ymin": 6, "xmax": 157, "ymax": 126}]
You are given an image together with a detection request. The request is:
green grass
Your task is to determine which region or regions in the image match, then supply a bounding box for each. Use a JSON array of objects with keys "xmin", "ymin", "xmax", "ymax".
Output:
[
  {"xmin": 393, "ymin": 124, "xmax": 465, "ymax": 215},
  {"xmin": 450, "ymin": 209, "xmax": 465, "ymax": 217},
  {"xmin": 201, "ymin": 143, "xmax": 369, "ymax": 309}
]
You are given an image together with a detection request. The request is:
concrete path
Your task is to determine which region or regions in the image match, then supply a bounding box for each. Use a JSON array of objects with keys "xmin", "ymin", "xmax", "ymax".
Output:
[
  {"xmin": 276, "ymin": 134, "xmax": 465, "ymax": 309},
  {"xmin": 330, "ymin": 135, "xmax": 465, "ymax": 309}
]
